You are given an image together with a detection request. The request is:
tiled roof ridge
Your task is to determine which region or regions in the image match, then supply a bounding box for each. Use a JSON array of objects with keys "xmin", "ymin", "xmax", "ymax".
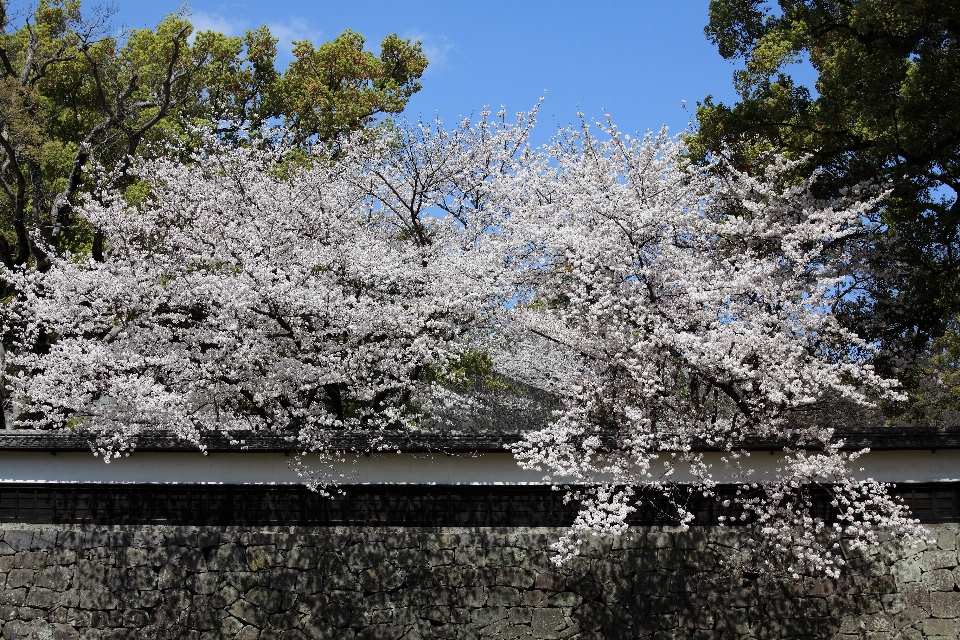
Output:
[{"xmin": 2, "ymin": 425, "xmax": 959, "ymax": 452}]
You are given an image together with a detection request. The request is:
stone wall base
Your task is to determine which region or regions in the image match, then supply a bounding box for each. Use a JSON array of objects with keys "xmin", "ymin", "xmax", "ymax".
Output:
[{"xmin": 0, "ymin": 524, "xmax": 958, "ymax": 640}]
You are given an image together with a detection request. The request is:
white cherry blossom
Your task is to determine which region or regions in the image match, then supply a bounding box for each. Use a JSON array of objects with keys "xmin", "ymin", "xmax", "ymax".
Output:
[{"xmin": 0, "ymin": 111, "xmax": 926, "ymax": 575}]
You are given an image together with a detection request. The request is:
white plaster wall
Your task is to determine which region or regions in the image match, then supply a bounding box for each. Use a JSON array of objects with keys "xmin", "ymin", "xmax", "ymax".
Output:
[{"xmin": 0, "ymin": 449, "xmax": 958, "ymax": 484}]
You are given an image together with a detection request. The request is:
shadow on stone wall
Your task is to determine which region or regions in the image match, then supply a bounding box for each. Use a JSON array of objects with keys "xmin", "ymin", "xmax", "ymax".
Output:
[{"xmin": 0, "ymin": 524, "xmax": 957, "ymax": 639}]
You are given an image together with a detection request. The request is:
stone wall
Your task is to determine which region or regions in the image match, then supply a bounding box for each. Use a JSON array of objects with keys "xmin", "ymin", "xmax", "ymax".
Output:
[{"xmin": 0, "ymin": 524, "xmax": 958, "ymax": 640}]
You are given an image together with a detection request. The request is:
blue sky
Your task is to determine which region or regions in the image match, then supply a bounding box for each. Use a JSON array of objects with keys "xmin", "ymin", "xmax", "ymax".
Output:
[{"xmin": 110, "ymin": 1, "xmax": 787, "ymax": 146}]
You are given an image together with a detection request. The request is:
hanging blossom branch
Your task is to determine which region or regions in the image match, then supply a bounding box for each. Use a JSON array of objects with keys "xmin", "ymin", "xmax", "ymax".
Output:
[
  {"xmin": 0, "ymin": 109, "xmax": 928, "ymax": 574},
  {"xmin": 494, "ymin": 118, "xmax": 926, "ymax": 576}
]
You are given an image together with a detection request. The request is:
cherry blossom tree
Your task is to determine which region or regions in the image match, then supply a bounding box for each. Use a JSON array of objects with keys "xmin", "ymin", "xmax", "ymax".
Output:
[
  {"xmin": 496, "ymin": 120, "xmax": 925, "ymax": 576},
  {"xmin": 0, "ymin": 110, "xmax": 927, "ymax": 575},
  {"xmin": 1, "ymin": 111, "xmax": 533, "ymax": 465}
]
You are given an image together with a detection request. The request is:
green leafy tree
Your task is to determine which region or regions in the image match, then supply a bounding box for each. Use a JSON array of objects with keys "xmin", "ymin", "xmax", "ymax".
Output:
[
  {"xmin": 0, "ymin": 0, "xmax": 427, "ymax": 271},
  {"xmin": 689, "ymin": 0, "xmax": 960, "ymax": 422},
  {"xmin": 279, "ymin": 30, "xmax": 428, "ymax": 143}
]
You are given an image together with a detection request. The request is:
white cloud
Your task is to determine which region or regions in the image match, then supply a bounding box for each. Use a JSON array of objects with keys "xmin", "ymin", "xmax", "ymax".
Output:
[
  {"xmin": 267, "ymin": 18, "xmax": 321, "ymax": 58},
  {"xmin": 183, "ymin": 12, "xmax": 320, "ymax": 64},
  {"xmin": 190, "ymin": 11, "xmax": 245, "ymax": 38},
  {"xmin": 403, "ymin": 30, "xmax": 454, "ymax": 72}
]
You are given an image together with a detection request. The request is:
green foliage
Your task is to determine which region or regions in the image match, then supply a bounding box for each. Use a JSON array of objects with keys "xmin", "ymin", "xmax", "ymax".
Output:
[
  {"xmin": 279, "ymin": 30, "xmax": 428, "ymax": 143},
  {"xmin": 0, "ymin": 0, "xmax": 428, "ymax": 272},
  {"xmin": 689, "ymin": 0, "xmax": 960, "ymax": 421},
  {"xmin": 886, "ymin": 317, "xmax": 960, "ymax": 423},
  {"xmin": 426, "ymin": 351, "xmax": 498, "ymax": 388}
]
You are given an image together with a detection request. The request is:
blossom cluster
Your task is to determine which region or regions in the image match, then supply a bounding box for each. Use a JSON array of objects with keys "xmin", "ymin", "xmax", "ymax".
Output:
[{"xmin": 0, "ymin": 112, "xmax": 926, "ymax": 574}]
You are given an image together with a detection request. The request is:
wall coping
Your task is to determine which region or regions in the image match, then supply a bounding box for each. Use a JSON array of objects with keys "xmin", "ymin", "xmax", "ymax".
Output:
[{"xmin": 1, "ymin": 424, "xmax": 960, "ymax": 452}]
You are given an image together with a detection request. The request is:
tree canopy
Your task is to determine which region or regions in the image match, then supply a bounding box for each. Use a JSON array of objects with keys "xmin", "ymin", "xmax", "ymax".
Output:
[
  {"xmin": 0, "ymin": 0, "xmax": 940, "ymax": 574},
  {"xmin": 0, "ymin": 0, "xmax": 427, "ymax": 272},
  {"xmin": 1, "ymin": 111, "xmax": 924, "ymax": 574},
  {"xmin": 688, "ymin": 0, "xmax": 960, "ymax": 420}
]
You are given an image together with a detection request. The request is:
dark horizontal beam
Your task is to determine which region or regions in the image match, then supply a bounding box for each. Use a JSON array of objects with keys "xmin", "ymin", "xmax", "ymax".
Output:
[
  {"xmin": 1, "ymin": 482, "xmax": 958, "ymax": 527},
  {"xmin": 2, "ymin": 425, "xmax": 960, "ymax": 453}
]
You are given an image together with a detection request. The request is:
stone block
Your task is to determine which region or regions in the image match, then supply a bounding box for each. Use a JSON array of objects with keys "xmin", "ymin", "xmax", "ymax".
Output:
[
  {"xmin": 0, "ymin": 587, "xmax": 27, "ymax": 606},
  {"xmin": 424, "ymin": 550, "xmax": 455, "ymax": 566},
  {"xmin": 496, "ymin": 566, "xmax": 535, "ymax": 589},
  {"xmin": 424, "ymin": 533, "xmax": 459, "ymax": 550},
  {"xmin": 25, "ymin": 586, "xmax": 58, "ymax": 608},
  {"xmin": 34, "ymin": 565, "xmax": 73, "ymax": 591},
  {"xmin": 157, "ymin": 565, "xmax": 186, "ymax": 591},
  {"xmin": 644, "ymin": 532, "xmax": 687, "ymax": 549},
  {"xmin": 922, "ymin": 568, "xmax": 954, "ymax": 592},
  {"xmin": 458, "ymin": 586, "xmax": 487, "ymax": 608},
  {"xmin": 236, "ymin": 625, "xmax": 260, "ymax": 640},
  {"xmin": 76, "ymin": 559, "xmax": 107, "ymax": 585},
  {"xmin": 185, "ymin": 572, "xmax": 218, "ymax": 595},
  {"xmin": 178, "ymin": 548, "xmax": 208, "ymax": 573},
  {"xmin": 898, "ymin": 582, "xmax": 930, "ymax": 611},
  {"xmin": 52, "ymin": 623, "xmax": 80, "ymax": 640},
  {"xmin": 533, "ymin": 571, "xmax": 565, "ymax": 592},
  {"xmin": 32, "ymin": 530, "xmax": 58, "ymax": 550},
  {"xmin": 228, "ymin": 598, "xmax": 267, "ymax": 627},
  {"xmin": 573, "ymin": 602, "xmax": 615, "ymax": 632},
  {"xmin": 4, "ymin": 530, "xmax": 35, "ymax": 551},
  {"xmin": 317, "ymin": 552, "xmax": 349, "ymax": 575},
  {"xmin": 300, "ymin": 614, "xmax": 352, "ymax": 639},
  {"xmin": 547, "ymin": 591, "xmax": 582, "ymax": 608},
  {"xmin": 805, "ymin": 578, "xmax": 837, "ymax": 597},
  {"xmin": 881, "ymin": 593, "xmax": 908, "ymax": 615},
  {"xmin": 497, "ymin": 546, "xmax": 526, "ymax": 566},
  {"xmin": 532, "ymin": 607, "xmax": 566, "ymax": 633},
  {"xmin": 268, "ymin": 609, "xmax": 299, "ymax": 630},
  {"xmin": 343, "ymin": 543, "xmax": 387, "ymax": 572},
  {"xmin": 209, "ymin": 584, "xmax": 239, "ymax": 609},
  {"xmin": 891, "ymin": 557, "xmax": 921, "ymax": 584},
  {"xmin": 210, "ymin": 544, "xmax": 247, "ymax": 572},
  {"xmin": 470, "ymin": 606, "xmax": 508, "ymax": 627},
  {"xmin": 922, "ymin": 550, "xmax": 958, "ymax": 571},
  {"xmin": 15, "ymin": 551, "xmax": 49, "ymax": 570},
  {"xmin": 164, "ymin": 530, "xmax": 196, "ymax": 547},
  {"xmin": 713, "ymin": 608, "xmax": 749, "ymax": 635},
  {"xmin": 930, "ymin": 527, "xmax": 956, "ymax": 551},
  {"xmin": 246, "ymin": 546, "xmax": 283, "ymax": 571},
  {"xmin": 284, "ymin": 547, "xmax": 320, "ymax": 569},
  {"xmin": 123, "ymin": 609, "xmax": 150, "ymax": 628},
  {"xmin": 356, "ymin": 624, "xmax": 404, "ymax": 640},
  {"xmin": 137, "ymin": 590, "xmax": 162, "ymax": 609},
  {"xmin": 486, "ymin": 586, "xmax": 521, "ymax": 607},
  {"xmin": 269, "ymin": 568, "xmax": 299, "ymax": 592},
  {"xmin": 220, "ymin": 616, "xmax": 245, "ymax": 636},
  {"xmin": 47, "ymin": 549, "xmax": 77, "ymax": 568},
  {"xmin": 8, "ymin": 567, "xmax": 34, "ymax": 588},
  {"xmin": 506, "ymin": 606, "xmax": 532, "ymax": 625},
  {"xmin": 2, "ymin": 620, "xmax": 48, "ymax": 639},
  {"xmin": 223, "ymin": 572, "xmax": 259, "ymax": 593},
  {"xmin": 187, "ymin": 606, "xmax": 218, "ymax": 631},
  {"xmin": 381, "ymin": 532, "xmax": 419, "ymax": 550},
  {"xmin": 245, "ymin": 586, "xmax": 282, "ymax": 614},
  {"xmin": 866, "ymin": 574, "xmax": 896, "ymax": 594},
  {"xmin": 923, "ymin": 618, "xmax": 957, "ymax": 636},
  {"xmin": 104, "ymin": 566, "xmax": 129, "ymax": 591},
  {"xmin": 454, "ymin": 546, "xmax": 489, "ymax": 568},
  {"xmin": 931, "ymin": 591, "xmax": 960, "ymax": 618}
]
